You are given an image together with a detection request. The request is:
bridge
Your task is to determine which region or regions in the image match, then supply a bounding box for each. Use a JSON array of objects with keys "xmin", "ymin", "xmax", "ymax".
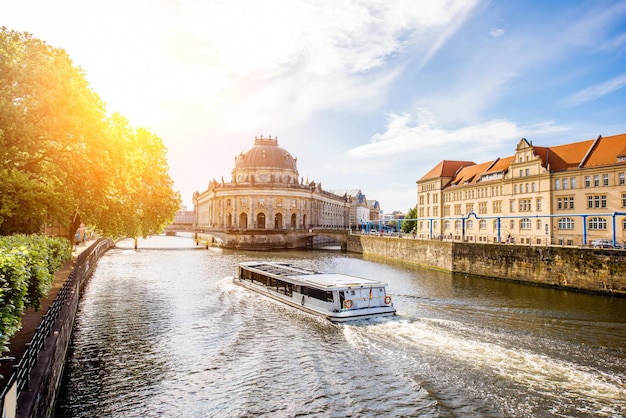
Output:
[{"xmin": 163, "ymin": 224, "xmax": 350, "ymax": 250}]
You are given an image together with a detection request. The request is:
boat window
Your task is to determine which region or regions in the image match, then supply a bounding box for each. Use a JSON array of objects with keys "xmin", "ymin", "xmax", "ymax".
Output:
[{"xmin": 302, "ymin": 286, "xmax": 333, "ymax": 302}]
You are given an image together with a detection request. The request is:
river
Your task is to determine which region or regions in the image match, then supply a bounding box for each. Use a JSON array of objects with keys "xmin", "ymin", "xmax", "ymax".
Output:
[{"xmin": 54, "ymin": 235, "xmax": 626, "ymax": 417}]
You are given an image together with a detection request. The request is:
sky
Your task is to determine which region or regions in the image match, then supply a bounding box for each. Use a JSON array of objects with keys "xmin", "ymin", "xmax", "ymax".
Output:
[{"xmin": 4, "ymin": 0, "xmax": 626, "ymax": 213}]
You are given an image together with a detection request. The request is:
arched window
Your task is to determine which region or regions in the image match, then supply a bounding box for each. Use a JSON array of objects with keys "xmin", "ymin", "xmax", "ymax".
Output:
[
  {"xmin": 227, "ymin": 213, "xmax": 232, "ymax": 228},
  {"xmin": 588, "ymin": 217, "xmax": 607, "ymax": 230},
  {"xmin": 257, "ymin": 213, "xmax": 266, "ymax": 229},
  {"xmin": 274, "ymin": 213, "xmax": 283, "ymax": 229},
  {"xmin": 291, "ymin": 213, "xmax": 297, "ymax": 228},
  {"xmin": 239, "ymin": 212, "xmax": 248, "ymax": 229},
  {"xmin": 467, "ymin": 220, "xmax": 474, "ymax": 229},
  {"xmin": 558, "ymin": 217, "xmax": 575, "ymax": 230},
  {"xmin": 455, "ymin": 220, "xmax": 462, "ymax": 229},
  {"xmin": 444, "ymin": 220, "xmax": 450, "ymax": 230},
  {"xmin": 479, "ymin": 220, "xmax": 487, "ymax": 230},
  {"xmin": 520, "ymin": 218, "xmax": 531, "ymax": 229}
]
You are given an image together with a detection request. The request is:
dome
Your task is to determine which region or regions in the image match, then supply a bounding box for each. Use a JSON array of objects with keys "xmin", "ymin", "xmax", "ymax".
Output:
[{"xmin": 234, "ymin": 136, "xmax": 298, "ymax": 172}]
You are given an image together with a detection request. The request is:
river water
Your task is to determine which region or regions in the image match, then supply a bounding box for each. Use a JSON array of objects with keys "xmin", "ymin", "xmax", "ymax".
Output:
[{"xmin": 55, "ymin": 235, "xmax": 626, "ymax": 417}]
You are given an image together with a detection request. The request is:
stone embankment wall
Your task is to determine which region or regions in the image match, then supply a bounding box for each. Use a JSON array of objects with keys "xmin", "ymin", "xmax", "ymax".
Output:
[{"xmin": 347, "ymin": 236, "xmax": 626, "ymax": 295}]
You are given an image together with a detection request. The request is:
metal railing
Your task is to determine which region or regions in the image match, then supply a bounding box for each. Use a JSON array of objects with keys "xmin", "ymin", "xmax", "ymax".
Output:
[{"xmin": 0, "ymin": 238, "xmax": 112, "ymax": 411}]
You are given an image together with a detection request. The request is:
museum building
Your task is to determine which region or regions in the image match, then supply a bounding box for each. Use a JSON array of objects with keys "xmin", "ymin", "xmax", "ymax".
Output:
[{"xmin": 192, "ymin": 136, "xmax": 350, "ymax": 247}]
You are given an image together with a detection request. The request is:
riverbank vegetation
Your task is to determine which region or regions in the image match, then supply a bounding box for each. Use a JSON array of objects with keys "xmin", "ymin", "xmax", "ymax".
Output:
[
  {"xmin": 0, "ymin": 235, "xmax": 71, "ymax": 355},
  {"xmin": 0, "ymin": 27, "xmax": 181, "ymax": 241}
]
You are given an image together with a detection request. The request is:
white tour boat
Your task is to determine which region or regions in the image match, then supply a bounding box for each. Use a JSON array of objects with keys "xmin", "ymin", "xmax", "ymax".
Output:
[{"xmin": 233, "ymin": 261, "xmax": 396, "ymax": 322}]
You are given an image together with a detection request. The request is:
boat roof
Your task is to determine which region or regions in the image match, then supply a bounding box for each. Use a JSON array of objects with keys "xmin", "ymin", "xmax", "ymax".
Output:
[{"xmin": 238, "ymin": 261, "xmax": 388, "ymax": 290}]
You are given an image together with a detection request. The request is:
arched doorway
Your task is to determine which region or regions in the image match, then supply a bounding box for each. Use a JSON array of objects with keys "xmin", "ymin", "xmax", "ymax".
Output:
[
  {"xmin": 303, "ymin": 214, "xmax": 307, "ymax": 229},
  {"xmin": 291, "ymin": 213, "xmax": 297, "ymax": 229},
  {"xmin": 239, "ymin": 212, "xmax": 248, "ymax": 229},
  {"xmin": 227, "ymin": 213, "xmax": 232, "ymax": 228},
  {"xmin": 274, "ymin": 213, "xmax": 283, "ymax": 229},
  {"xmin": 257, "ymin": 213, "xmax": 266, "ymax": 229}
]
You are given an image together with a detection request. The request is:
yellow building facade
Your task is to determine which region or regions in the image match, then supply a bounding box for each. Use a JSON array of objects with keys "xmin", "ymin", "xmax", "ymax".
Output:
[{"xmin": 416, "ymin": 133, "xmax": 626, "ymax": 247}]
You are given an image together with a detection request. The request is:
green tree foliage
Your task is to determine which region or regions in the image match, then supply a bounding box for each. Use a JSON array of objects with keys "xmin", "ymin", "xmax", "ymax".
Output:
[
  {"xmin": 401, "ymin": 207, "xmax": 417, "ymax": 233},
  {"xmin": 0, "ymin": 235, "xmax": 71, "ymax": 355},
  {"xmin": 0, "ymin": 27, "xmax": 181, "ymax": 239}
]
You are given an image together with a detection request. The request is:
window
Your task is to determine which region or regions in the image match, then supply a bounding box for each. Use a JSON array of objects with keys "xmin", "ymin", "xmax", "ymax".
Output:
[
  {"xmin": 623, "ymin": 193, "xmax": 626, "ymax": 207},
  {"xmin": 525, "ymin": 168, "xmax": 530, "ymax": 176},
  {"xmin": 588, "ymin": 217, "xmax": 607, "ymax": 230},
  {"xmin": 514, "ymin": 184, "xmax": 518, "ymax": 194},
  {"xmin": 519, "ymin": 199, "xmax": 532, "ymax": 211},
  {"xmin": 479, "ymin": 202, "xmax": 487, "ymax": 214},
  {"xmin": 536, "ymin": 219, "xmax": 542, "ymax": 230},
  {"xmin": 555, "ymin": 179, "xmax": 561, "ymax": 190},
  {"xmin": 510, "ymin": 220, "xmax": 515, "ymax": 229},
  {"xmin": 603, "ymin": 174, "xmax": 609, "ymax": 186},
  {"xmin": 557, "ymin": 196, "xmax": 574, "ymax": 210},
  {"xmin": 536, "ymin": 198, "xmax": 542, "ymax": 211},
  {"xmin": 466, "ymin": 203, "xmax": 474, "ymax": 214},
  {"xmin": 455, "ymin": 220, "xmax": 462, "ymax": 229},
  {"xmin": 587, "ymin": 195, "xmax": 607, "ymax": 209},
  {"xmin": 519, "ymin": 169, "xmax": 524, "ymax": 177},
  {"xmin": 531, "ymin": 183, "xmax": 536, "ymax": 192},
  {"xmin": 510, "ymin": 200, "xmax": 515, "ymax": 212},
  {"xmin": 585, "ymin": 176, "xmax": 591, "ymax": 187},
  {"xmin": 563, "ymin": 178, "xmax": 568, "ymax": 189},
  {"xmin": 227, "ymin": 199, "xmax": 232, "ymax": 207},
  {"xmin": 571, "ymin": 177, "xmax": 576, "ymax": 188},
  {"xmin": 454, "ymin": 205, "xmax": 461, "ymax": 215},
  {"xmin": 520, "ymin": 218, "xmax": 531, "ymax": 229},
  {"xmin": 479, "ymin": 220, "xmax": 487, "ymax": 230},
  {"xmin": 620, "ymin": 172, "xmax": 625, "ymax": 185},
  {"xmin": 558, "ymin": 218, "xmax": 575, "ymax": 230},
  {"xmin": 444, "ymin": 220, "xmax": 450, "ymax": 229},
  {"xmin": 493, "ymin": 201, "xmax": 502, "ymax": 213},
  {"xmin": 594, "ymin": 175, "xmax": 600, "ymax": 187},
  {"xmin": 467, "ymin": 220, "xmax": 474, "ymax": 229}
]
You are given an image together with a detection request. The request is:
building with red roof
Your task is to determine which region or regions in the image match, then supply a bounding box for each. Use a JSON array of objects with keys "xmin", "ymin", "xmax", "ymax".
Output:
[{"xmin": 416, "ymin": 133, "xmax": 626, "ymax": 247}]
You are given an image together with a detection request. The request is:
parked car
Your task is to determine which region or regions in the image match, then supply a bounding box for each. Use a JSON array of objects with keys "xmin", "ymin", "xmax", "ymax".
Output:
[{"xmin": 591, "ymin": 239, "xmax": 622, "ymax": 249}]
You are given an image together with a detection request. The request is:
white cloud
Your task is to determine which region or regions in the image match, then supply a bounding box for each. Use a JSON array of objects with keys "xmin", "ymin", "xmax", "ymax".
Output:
[
  {"xmin": 489, "ymin": 28, "xmax": 505, "ymax": 38},
  {"xmin": 347, "ymin": 109, "xmax": 568, "ymax": 161},
  {"xmin": 565, "ymin": 72, "xmax": 626, "ymax": 106}
]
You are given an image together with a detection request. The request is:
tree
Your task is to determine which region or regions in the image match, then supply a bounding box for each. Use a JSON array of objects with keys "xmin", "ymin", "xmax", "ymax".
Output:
[
  {"xmin": 0, "ymin": 28, "xmax": 180, "ymax": 239},
  {"xmin": 401, "ymin": 207, "xmax": 417, "ymax": 233}
]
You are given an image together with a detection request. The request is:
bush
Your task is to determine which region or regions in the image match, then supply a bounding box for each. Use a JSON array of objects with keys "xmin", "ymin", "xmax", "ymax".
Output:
[{"xmin": 0, "ymin": 235, "xmax": 71, "ymax": 354}]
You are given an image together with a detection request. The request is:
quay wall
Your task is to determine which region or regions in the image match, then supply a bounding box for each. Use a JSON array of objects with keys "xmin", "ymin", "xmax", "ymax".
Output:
[
  {"xmin": 2, "ymin": 239, "xmax": 113, "ymax": 418},
  {"xmin": 347, "ymin": 236, "xmax": 626, "ymax": 295}
]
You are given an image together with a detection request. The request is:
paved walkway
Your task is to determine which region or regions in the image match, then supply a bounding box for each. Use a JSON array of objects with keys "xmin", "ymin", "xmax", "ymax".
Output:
[{"xmin": 0, "ymin": 240, "xmax": 94, "ymax": 383}]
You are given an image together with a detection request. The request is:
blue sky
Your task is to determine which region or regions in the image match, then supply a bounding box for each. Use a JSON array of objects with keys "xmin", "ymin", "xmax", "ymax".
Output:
[{"xmin": 4, "ymin": 0, "xmax": 626, "ymax": 212}]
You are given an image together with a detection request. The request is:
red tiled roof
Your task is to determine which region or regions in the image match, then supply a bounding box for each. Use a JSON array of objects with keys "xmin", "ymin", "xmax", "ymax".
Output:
[
  {"xmin": 420, "ymin": 133, "xmax": 626, "ymax": 187},
  {"xmin": 418, "ymin": 160, "xmax": 474, "ymax": 182},
  {"xmin": 484, "ymin": 156, "xmax": 514, "ymax": 174},
  {"xmin": 581, "ymin": 133, "xmax": 626, "ymax": 168},
  {"xmin": 453, "ymin": 160, "xmax": 495, "ymax": 185},
  {"xmin": 545, "ymin": 139, "xmax": 594, "ymax": 171}
]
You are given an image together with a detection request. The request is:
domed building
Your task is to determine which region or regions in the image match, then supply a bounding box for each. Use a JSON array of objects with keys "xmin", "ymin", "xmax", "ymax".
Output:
[{"xmin": 193, "ymin": 135, "xmax": 350, "ymax": 249}]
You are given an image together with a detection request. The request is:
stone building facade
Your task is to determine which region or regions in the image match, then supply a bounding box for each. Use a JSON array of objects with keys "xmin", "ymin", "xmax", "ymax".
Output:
[
  {"xmin": 416, "ymin": 133, "xmax": 626, "ymax": 246},
  {"xmin": 193, "ymin": 136, "xmax": 349, "ymax": 234}
]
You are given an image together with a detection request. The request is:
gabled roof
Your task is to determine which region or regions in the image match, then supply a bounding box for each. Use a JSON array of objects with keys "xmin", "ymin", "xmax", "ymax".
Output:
[
  {"xmin": 580, "ymin": 133, "xmax": 626, "ymax": 168},
  {"xmin": 418, "ymin": 160, "xmax": 474, "ymax": 182},
  {"xmin": 419, "ymin": 133, "xmax": 626, "ymax": 189},
  {"xmin": 484, "ymin": 156, "xmax": 514, "ymax": 174},
  {"xmin": 452, "ymin": 160, "xmax": 495, "ymax": 186},
  {"xmin": 546, "ymin": 139, "xmax": 595, "ymax": 171}
]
